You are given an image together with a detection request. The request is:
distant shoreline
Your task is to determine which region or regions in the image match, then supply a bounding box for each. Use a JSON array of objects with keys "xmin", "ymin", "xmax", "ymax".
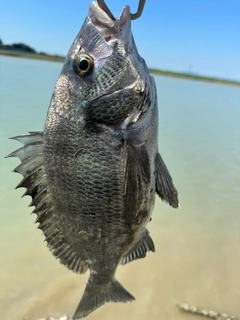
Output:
[
  {"xmin": 149, "ymin": 68, "xmax": 240, "ymax": 87},
  {"xmin": 0, "ymin": 49, "xmax": 64, "ymax": 62},
  {"xmin": 1, "ymin": 49, "xmax": 240, "ymax": 87}
]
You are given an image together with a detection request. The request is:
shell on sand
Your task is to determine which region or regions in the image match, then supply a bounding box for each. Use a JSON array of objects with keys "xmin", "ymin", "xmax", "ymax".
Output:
[{"xmin": 178, "ymin": 303, "xmax": 239, "ymax": 320}]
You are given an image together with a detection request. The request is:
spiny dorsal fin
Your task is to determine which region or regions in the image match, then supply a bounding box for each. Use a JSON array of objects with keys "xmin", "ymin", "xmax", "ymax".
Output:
[
  {"xmin": 120, "ymin": 228, "xmax": 155, "ymax": 265},
  {"xmin": 6, "ymin": 132, "xmax": 47, "ymax": 193},
  {"xmin": 6, "ymin": 132, "xmax": 88, "ymax": 274},
  {"xmin": 9, "ymin": 131, "xmax": 44, "ymax": 145}
]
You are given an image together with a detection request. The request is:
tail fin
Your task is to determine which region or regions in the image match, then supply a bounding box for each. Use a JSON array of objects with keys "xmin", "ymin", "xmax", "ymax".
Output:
[{"xmin": 73, "ymin": 278, "xmax": 135, "ymax": 319}]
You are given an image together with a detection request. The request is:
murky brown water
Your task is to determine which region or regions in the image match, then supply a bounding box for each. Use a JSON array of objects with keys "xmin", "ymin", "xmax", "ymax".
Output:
[{"xmin": 1, "ymin": 56, "xmax": 240, "ymax": 320}]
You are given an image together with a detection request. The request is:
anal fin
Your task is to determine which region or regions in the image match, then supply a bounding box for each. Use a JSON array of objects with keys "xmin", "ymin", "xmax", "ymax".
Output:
[{"xmin": 120, "ymin": 228, "xmax": 155, "ymax": 265}]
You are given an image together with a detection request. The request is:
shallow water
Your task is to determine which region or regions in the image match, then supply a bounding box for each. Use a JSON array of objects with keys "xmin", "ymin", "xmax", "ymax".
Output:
[{"xmin": 1, "ymin": 56, "xmax": 240, "ymax": 320}]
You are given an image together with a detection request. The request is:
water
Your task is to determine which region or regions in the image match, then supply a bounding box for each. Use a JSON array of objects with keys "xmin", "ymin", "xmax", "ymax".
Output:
[{"xmin": 1, "ymin": 55, "xmax": 240, "ymax": 320}]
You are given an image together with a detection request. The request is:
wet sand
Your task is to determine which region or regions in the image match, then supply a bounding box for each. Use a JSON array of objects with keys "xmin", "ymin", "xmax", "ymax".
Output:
[{"xmin": 2, "ymin": 197, "xmax": 240, "ymax": 320}]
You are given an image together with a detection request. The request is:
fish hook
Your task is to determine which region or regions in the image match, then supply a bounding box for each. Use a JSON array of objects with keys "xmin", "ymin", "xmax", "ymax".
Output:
[
  {"xmin": 97, "ymin": 0, "xmax": 146, "ymax": 20},
  {"xmin": 130, "ymin": 0, "xmax": 146, "ymax": 20}
]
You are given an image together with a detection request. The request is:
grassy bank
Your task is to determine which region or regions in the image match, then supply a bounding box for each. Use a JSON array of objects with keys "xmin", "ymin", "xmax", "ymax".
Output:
[
  {"xmin": 149, "ymin": 68, "xmax": 240, "ymax": 87},
  {"xmin": 0, "ymin": 49, "xmax": 65, "ymax": 62},
  {"xmin": 1, "ymin": 49, "xmax": 240, "ymax": 87}
]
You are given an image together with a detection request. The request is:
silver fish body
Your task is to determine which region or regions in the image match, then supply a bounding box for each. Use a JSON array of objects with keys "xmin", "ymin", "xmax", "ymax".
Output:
[{"xmin": 7, "ymin": 2, "xmax": 178, "ymax": 319}]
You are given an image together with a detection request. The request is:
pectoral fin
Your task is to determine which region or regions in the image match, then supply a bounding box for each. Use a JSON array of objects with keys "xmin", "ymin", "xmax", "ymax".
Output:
[
  {"xmin": 155, "ymin": 152, "xmax": 179, "ymax": 208},
  {"xmin": 124, "ymin": 143, "xmax": 150, "ymax": 220},
  {"xmin": 120, "ymin": 228, "xmax": 155, "ymax": 265}
]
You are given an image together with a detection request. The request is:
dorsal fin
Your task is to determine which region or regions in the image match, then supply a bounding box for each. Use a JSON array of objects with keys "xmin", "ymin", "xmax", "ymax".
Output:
[{"xmin": 6, "ymin": 132, "xmax": 88, "ymax": 274}]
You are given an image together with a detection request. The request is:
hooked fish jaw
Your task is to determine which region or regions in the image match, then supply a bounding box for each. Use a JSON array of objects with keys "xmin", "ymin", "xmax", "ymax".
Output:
[
  {"xmin": 89, "ymin": 1, "xmax": 133, "ymax": 51},
  {"xmin": 51, "ymin": 0, "xmax": 149, "ymax": 126}
]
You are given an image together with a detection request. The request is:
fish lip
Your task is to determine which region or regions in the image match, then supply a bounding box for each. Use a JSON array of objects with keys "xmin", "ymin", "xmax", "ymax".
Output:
[
  {"xmin": 118, "ymin": 5, "xmax": 131, "ymax": 25},
  {"xmin": 89, "ymin": 2, "xmax": 131, "ymax": 40}
]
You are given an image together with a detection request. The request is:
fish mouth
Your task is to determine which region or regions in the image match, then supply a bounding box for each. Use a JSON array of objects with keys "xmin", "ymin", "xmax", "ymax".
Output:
[{"xmin": 89, "ymin": 1, "xmax": 131, "ymax": 43}]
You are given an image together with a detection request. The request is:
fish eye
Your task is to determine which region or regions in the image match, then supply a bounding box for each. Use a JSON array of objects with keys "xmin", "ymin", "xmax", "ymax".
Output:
[{"xmin": 74, "ymin": 54, "xmax": 94, "ymax": 77}]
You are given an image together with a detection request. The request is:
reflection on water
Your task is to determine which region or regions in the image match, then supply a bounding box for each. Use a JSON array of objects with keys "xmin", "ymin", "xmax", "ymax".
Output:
[{"xmin": 1, "ymin": 56, "xmax": 240, "ymax": 320}]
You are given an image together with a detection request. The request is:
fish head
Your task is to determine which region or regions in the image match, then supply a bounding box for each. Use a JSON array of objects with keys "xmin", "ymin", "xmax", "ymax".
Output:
[{"xmin": 52, "ymin": 1, "xmax": 150, "ymax": 125}]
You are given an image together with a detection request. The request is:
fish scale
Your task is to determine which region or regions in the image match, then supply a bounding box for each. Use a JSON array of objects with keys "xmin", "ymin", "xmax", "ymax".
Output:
[
  {"xmin": 80, "ymin": 44, "xmax": 127, "ymax": 101},
  {"xmin": 7, "ymin": 1, "xmax": 179, "ymax": 319},
  {"xmin": 44, "ymin": 114, "xmax": 129, "ymax": 258}
]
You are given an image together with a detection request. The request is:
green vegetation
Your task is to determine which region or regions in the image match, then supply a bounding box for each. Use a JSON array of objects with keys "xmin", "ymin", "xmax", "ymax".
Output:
[
  {"xmin": 0, "ymin": 38, "xmax": 65, "ymax": 62},
  {"xmin": 1, "ymin": 39, "xmax": 239, "ymax": 87},
  {"xmin": 0, "ymin": 42, "xmax": 36, "ymax": 53},
  {"xmin": 149, "ymin": 68, "xmax": 240, "ymax": 87},
  {"xmin": 0, "ymin": 48, "xmax": 65, "ymax": 62}
]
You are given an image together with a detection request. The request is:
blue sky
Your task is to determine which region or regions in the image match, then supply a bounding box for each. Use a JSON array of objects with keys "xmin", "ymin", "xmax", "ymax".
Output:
[{"xmin": 1, "ymin": 0, "xmax": 240, "ymax": 80}]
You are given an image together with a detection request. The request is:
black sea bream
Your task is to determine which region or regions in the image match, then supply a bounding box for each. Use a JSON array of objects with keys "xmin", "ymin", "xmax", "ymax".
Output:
[{"xmin": 7, "ymin": 1, "xmax": 178, "ymax": 318}]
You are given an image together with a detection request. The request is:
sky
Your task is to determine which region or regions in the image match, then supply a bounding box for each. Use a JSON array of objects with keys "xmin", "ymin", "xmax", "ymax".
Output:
[{"xmin": 1, "ymin": 0, "xmax": 240, "ymax": 80}]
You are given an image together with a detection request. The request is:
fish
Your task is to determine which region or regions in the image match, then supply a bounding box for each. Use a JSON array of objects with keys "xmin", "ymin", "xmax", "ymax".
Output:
[{"xmin": 6, "ymin": 0, "xmax": 179, "ymax": 319}]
